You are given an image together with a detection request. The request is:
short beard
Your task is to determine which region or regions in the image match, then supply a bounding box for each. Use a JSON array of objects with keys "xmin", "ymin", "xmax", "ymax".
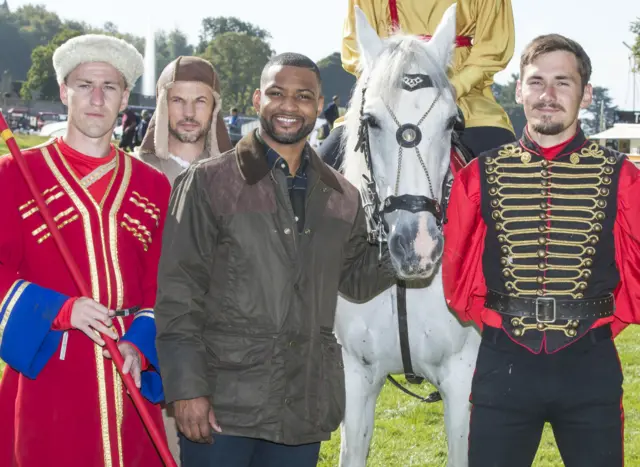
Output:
[
  {"xmin": 168, "ymin": 117, "xmax": 211, "ymax": 144},
  {"xmin": 530, "ymin": 120, "xmax": 566, "ymax": 135},
  {"xmin": 259, "ymin": 115, "xmax": 315, "ymax": 144}
]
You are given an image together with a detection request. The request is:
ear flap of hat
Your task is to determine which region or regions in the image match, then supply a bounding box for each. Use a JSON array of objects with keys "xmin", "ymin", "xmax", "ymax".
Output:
[{"xmin": 151, "ymin": 85, "xmax": 171, "ymax": 160}]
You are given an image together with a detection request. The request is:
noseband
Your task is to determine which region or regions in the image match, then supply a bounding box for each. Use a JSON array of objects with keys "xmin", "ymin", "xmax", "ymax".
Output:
[{"xmin": 354, "ymin": 73, "xmax": 454, "ymax": 247}]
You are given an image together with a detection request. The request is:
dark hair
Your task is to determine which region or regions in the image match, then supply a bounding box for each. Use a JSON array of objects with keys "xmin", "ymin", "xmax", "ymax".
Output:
[
  {"xmin": 261, "ymin": 52, "xmax": 322, "ymax": 87},
  {"xmin": 520, "ymin": 34, "xmax": 592, "ymax": 87},
  {"xmin": 230, "ymin": 107, "xmax": 238, "ymax": 112}
]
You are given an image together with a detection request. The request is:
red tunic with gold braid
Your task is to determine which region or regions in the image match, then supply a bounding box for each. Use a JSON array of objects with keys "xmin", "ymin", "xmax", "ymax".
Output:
[{"xmin": 0, "ymin": 137, "xmax": 170, "ymax": 467}]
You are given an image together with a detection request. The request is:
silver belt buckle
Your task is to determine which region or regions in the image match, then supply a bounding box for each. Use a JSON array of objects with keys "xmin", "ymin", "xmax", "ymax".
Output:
[{"xmin": 535, "ymin": 297, "xmax": 556, "ymax": 324}]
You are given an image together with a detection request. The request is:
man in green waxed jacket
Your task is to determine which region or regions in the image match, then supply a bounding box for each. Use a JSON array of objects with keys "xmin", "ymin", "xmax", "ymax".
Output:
[{"xmin": 154, "ymin": 52, "xmax": 396, "ymax": 467}]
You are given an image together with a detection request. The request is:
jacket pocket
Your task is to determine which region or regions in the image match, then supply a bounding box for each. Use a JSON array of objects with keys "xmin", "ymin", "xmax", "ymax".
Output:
[
  {"xmin": 206, "ymin": 333, "xmax": 277, "ymax": 428},
  {"xmin": 317, "ymin": 330, "xmax": 346, "ymax": 432}
]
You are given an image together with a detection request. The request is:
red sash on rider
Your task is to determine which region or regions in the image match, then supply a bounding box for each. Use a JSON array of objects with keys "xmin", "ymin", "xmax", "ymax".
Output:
[
  {"xmin": 449, "ymin": 147, "xmax": 466, "ymax": 175},
  {"xmin": 388, "ymin": 0, "xmax": 473, "ymax": 47}
]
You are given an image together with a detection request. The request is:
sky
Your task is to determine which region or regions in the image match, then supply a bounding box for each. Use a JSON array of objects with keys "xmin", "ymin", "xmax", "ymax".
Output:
[{"xmin": 9, "ymin": 0, "xmax": 640, "ymax": 111}]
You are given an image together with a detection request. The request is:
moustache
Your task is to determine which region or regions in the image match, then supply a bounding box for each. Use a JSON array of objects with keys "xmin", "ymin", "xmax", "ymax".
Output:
[
  {"xmin": 533, "ymin": 103, "xmax": 565, "ymax": 112},
  {"xmin": 177, "ymin": 118, "xmax": 200, "ymax": 126}
]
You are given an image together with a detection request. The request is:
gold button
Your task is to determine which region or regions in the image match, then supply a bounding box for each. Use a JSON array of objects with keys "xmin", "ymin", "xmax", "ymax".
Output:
[
  {"xmin": 536, "ymin": 276, "xmax": 544, "ymax": 284},
  {"xmin": 495, "ymin": 223, "xmax": 503, "ymax": 231},
  {"xmin": 597, "ymin": 200, "xmax": 606, "ymax": 208},
  {"xmin": 500, "ymin": 258, "xmax": 508, "ymax": 266},
  {"xmin": 567, "ymin": 329, "xmax": 577, "ymax": 337},
  {"xmin": 492, "ymin": 211, "xmax": 501, "ymax": 220},
  {"xmin": 596, "ymin": 212, "xmax": 605, "ymax": 221},
  {"xmin": 511, "ymin": 318, "xmax": 519, "ymax": 326},
  {"xmin": 490, "ymin": 187, "xmax": 498, "ymax": 195},
  {"xmin": 569, "ymin": 320, "xmax": 580, "ymax": 329},
  {"xmin": 540, "ymin": 190, "xmax": 548, "ymax": 196},
  {"xmin": 537, "ymin": 249, "xmax": 546, "ymax": 258},
  {"xmin": 304, "ymin": 228, "xmax": 311, "ymax": 234},
  {"xmin": 589, "ymin": 237, "xmax": 598, "ymax": 245},
  {"xmin": 513, "ymin": 328, "xmax": 524, "ymax": 337},
  {"xmin": 538, "ymin": 225, "xmax": 547, "ymax": 233},
  {"xmin": 593, "ymin": 224, "xmax": 602, "ymax": 232},
  {"xmin": 491, "ymin": 199, "xmax": 499, "ymax": 207},
  {"xmin": 607, "ymin": 156, "xmax": 616, "ymax": 164},
  {"xmin": 541, "ymin": 180, "xmax": 550, "ymax": 187},
  {"xmin": 600, "ymin": 188, "xmax": 609, "ymax": 196},
  {"xmin": 576, "ymin": 293, "xmax": 584, "ymax": 298},
  {"xmin": 541, "ymin": 170, "xmax": 549, "ymax": 177},
  {"xmin": 284, "ymin": 228, "xmax": 291, "ymax": 234},
  {"xmin": 537, "ymin": 323, "xmax": 546, "ymax": 330},
  {"xmin": 536, "ymin": 289, "xmax": 544, "ymax": 296},
  {"xmin": 488, "ymin": 175, "xmax": 496, "ymax": 183},
  {"xmin": 586, "ymin": 247, "xmax": 595, "ymax": 255},
  {"xmin": 604, "ymin": 166, "xmax": 613, "ymax": 175},
  {"xmin": 486, "ymin": 157, "xmax": 494, "ymax": 164},
  {"xmin": 579, "ymin": 283, "xmax": 587, "ymax": 291},
  {"xmin": 501, "ymin": 246, "xmax": 509, "ymax": 254},
  {"xmin": 538, "ymin": 262, "xmax": 546, "ymax": 270},
  {"xmin": 603, "ymin": 176, "xmax": 611, "ymax": 184},
  {"xmin": 540, "ymin": 201, "xmax": 548, "ymax": 209},
  {"xmin": 582, "ymin": 270, "xmax": 591, "ymax": 279},
  {"xmin": 506, "ymin": 283, "xmax": 513, "ymax": 291},
  {"xmin": 538, "ymin": 237, "xmax": 547, "ymax": 245},
  {"xmin": 498, "ymin": 235, "xmax": 507, "ymax": 243},
  {"xmin": 585, "ymin": 259, "xmax": 593, "ymax": 267},
  {"xmin": 539, "ymin": 213, "xmax": 547, "ymax": 220},
  {"xmin": 503, "ymin": 270, "xmax": 511, "ymax": 277}
]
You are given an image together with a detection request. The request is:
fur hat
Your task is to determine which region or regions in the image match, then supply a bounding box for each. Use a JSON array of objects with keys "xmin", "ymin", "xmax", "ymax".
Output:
[
  {"xmin": 139, "ymin": 56, "xmax": 231, "ymax": 160},
  {"xmin": 52, "ymin": 34, "xmax": 144, "ymax": 89}
]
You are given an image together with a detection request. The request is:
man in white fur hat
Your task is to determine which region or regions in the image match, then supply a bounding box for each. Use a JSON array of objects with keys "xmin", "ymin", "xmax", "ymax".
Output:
[
  {"xmin": 138, "ymin": 56, "xmax": 233, "ymax": 184},
  {"xmin": 0, "ymin": 33, "xmax": 170, "ymax": 467}
]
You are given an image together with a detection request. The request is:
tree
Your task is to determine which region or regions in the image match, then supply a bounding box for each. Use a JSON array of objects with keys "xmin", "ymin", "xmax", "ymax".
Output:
[
  {"xmin": 197, "ymin": 16, "xmax": 270, "ymax": 53},
  {"xmin": 200, "ymin": 32, "xmax": 274, "ymax": 114},
  {"xmin": 581, "ymin": 86, "xmax": 617, "ymax": 136},
  {"xmin": 21, "ymin": 27, "xmax": 83, "ymax": 100},
  {"xmin": 11, "ymin": 4, "xmax": 62, "ymax": 48},
  {"xmin": 167, "ymin": 29, "xmax": 193, "ymax": 58},
  {"xmin": 631, "ymin": 18, "xmax": 640, "ymax": 71},
  {"xmin": 0, "ymin": 13, "xmax": 33, "ymax": 84},
  {"xmin": 492, "ymin": 73, "xmax": 526, "ymax": 137},
  {"xmin": 317, "ymin": 52, "xmax": 356, "ymax": 109}
]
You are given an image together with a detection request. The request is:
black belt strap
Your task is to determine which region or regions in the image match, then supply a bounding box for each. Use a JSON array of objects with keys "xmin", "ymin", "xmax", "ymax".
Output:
[
  {"xmin": 485, "ymin": 290, "xmax": 614, "ymax": 322},
  {"xmin": 395, "ymin": 280, "xmax": 423, "ymax": 384}
]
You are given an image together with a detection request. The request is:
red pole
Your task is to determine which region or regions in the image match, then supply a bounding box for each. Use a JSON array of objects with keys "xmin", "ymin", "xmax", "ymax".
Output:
[{"xmin": 0, "ymin": 117, "xmax": 177, "ymax": 467}]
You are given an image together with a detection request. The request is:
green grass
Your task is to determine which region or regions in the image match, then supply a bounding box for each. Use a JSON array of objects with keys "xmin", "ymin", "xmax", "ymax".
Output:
[
  {"xmin": 317, "ymin": 326, "xmax": 640, "ymax": 466},
  {"xmin": 0, "ymin": 134, "xmax": 51, "ymax": 155},
  {"xmin": 0, "ymin": 328, "xmax": 638, "ymax": 466}
]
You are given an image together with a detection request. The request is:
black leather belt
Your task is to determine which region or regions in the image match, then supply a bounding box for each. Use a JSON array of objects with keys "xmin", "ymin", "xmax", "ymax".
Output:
[{"xmin": 485, "ymin": 290, "xmax": 614, "ymax": 323}]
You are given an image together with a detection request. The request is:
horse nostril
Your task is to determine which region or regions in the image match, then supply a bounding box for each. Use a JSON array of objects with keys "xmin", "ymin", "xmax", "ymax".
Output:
[{"xmin": 391, "ymin": 235, "xmax": 411, "ymax": 257}]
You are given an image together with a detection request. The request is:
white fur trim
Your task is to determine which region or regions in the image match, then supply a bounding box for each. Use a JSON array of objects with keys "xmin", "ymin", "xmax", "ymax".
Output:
[{"xmin": 53, "ymin": 34, "xmax": 144, "ymax": 89}]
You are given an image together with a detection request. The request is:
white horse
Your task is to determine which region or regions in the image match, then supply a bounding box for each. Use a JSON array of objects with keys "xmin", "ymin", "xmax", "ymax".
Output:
[{"xmin": 334, "ymin": 5, "xmax": 481, "ymax": 466}]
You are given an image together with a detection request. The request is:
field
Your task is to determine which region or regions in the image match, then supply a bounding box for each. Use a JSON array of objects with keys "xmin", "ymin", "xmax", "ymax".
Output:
[
  {"xmin": 317, "ymin": 326, "xmax": 640, "ymax": 466},
  {"xmin": 1, "ymin": 134, "xmax": 639, "ymax": 465},
  {"xmin": 0, "ymin": 133, "xmax": 51, "ymax": 155}
]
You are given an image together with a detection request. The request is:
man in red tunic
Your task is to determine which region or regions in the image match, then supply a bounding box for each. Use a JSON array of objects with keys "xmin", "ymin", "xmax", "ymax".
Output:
[
  {"xmin": 443, "ymin": 34, "xmax": 640, "ymax": 466},
  {"xmin": 0, "ymin": 34, "xmax": 170, "ymax": 467}
]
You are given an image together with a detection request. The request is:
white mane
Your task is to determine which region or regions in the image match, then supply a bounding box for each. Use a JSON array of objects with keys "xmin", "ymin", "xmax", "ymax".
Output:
[{"xmin": 341, "ymin": 33, "xmax": 455, "ymax": 188}]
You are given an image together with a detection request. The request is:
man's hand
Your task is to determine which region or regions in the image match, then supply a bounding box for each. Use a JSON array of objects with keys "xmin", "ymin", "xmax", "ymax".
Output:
[
  {"xmin": 103, "ymin": 342, "xmax": 142, "ymax": 388},
  {"xmin": 70, "ymin": 298, "xmax": 117, "ymax": 345},
  {"xmin": 173, "ymin": 397, "xmax": 222, "ymax": 444}
]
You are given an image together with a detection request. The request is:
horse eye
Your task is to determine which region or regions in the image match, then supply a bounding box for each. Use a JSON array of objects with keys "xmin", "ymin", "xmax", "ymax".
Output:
[{"xmin": 361, "ymin": 113, "xmax": 380, "ymax": 129}]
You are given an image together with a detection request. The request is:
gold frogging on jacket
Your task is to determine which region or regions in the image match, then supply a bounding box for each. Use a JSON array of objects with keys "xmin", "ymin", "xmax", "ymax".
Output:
[{"xmin": 486, "ymin": 143, "xmax": 616, "ymax": 336}]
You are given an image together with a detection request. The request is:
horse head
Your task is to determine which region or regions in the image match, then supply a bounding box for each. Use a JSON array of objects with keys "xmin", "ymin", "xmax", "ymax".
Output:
[{"xmin": 343, "ymin": 4, "xmax": 459, "ymax": 280}]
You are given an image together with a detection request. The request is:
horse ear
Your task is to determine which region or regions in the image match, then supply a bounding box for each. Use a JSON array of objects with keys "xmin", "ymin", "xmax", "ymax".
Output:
[
  {"xmin": 354, "ymin": 6, "xmax": 384, "ymax": 72},
  {"xmin": 426, "ymin": 3, "xmax": 457, "ymax": 68}
]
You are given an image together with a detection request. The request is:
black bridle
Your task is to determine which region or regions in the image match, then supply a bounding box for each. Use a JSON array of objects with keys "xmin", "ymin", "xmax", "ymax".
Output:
[{"xmin": 354, "ymin": 73, "xmax": 456, "ymax": 250}]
